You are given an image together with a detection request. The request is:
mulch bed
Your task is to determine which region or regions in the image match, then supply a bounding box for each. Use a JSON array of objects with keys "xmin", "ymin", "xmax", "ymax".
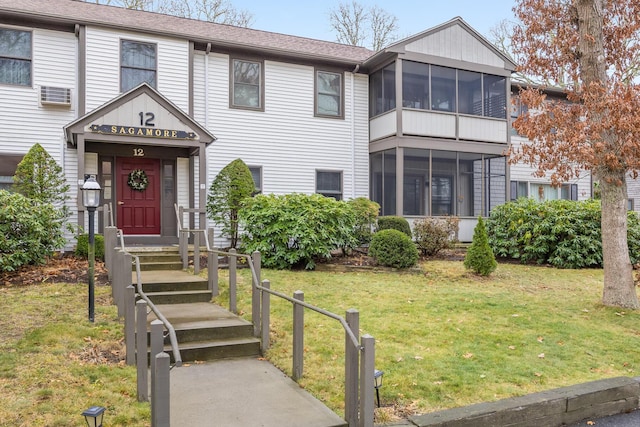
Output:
[{"xmin": 0, "ymin": 254, "xmax": 109, "ymax": 287}]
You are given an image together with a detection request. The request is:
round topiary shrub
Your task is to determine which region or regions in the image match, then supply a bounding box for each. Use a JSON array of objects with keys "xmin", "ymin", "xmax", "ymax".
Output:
[
  {"xmin": 377, "ymin": 215, "xmax": 412, "ymax": 237},
  {"xmin": 75, "ymin": 233, "xmax": 105, "ymax": 261},
  {"xmin": 369, "ymin": 229, "xmax": 419, "ymax": 268}
]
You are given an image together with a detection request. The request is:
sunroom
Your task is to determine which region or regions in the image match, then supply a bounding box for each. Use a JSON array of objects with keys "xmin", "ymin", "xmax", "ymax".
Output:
[{"xmin": 364, "ymin": 18, "xmax": 516, "ymax": 241}]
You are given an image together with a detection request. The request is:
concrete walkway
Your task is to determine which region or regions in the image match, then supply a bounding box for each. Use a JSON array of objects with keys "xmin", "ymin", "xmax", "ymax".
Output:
[{"xmin": 170, "ymin": 357, "xmax": 346, "ymax": 427}]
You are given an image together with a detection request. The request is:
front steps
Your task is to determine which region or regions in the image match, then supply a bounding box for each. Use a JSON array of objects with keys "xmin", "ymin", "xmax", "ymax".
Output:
[{"xmin": 125, "ymin": 246, "xmax": 261, "ymax": 363}]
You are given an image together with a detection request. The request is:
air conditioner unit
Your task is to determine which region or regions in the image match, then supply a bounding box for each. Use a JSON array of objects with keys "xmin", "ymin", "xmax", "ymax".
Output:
[{"xmin": 40, "ymin": 86, "xmax": 72, "ymax": 106}]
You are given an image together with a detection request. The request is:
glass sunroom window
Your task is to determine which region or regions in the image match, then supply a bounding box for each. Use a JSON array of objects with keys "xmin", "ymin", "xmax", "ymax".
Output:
[
  {"xmin": 370, "ymin": 62, "xmax": 396, "ymax": 117},
  {"xmin": 458, "ymin": 70, "xmax": 482, "ymax": 115},
  {"xmin": 0, "ymin": 29, "xmax": 31, "ymax": 86},
  {"xmin": 121, "ymin": 40, "xmax": 156, "ymax": 92},
  {"xmin": 431, "ymin": 66, "xmax": 456, "ymax": 112},
  {"xmin": 402, "ymin": 61, "xmax": 429, "ymax": 109},
  {"xmin": 484, "ymin": 75, "xmax": 507, "ymax": 118}
]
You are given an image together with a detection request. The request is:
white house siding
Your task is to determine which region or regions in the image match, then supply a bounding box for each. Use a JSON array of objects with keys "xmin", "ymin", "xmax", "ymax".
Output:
[
  {"xmin": 405, "ymin": 25, "xmax": 505, "ymax": 69},
  {"xmin": 0, "ymin": 27, "xmax": 78, "ymax": 250},
  {"xmin": 197, "ymin": 55, "xmax": 369, "ymax": 198},
  {"xmin": 85, "ymin": 27, "xmax": 189, "ymax": 112},
  {"xmin": 510, "ymin": 136, "xmax": 591, "ymax": 200}
]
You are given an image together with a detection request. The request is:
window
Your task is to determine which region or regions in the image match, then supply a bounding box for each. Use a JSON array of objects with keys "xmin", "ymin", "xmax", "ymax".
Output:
[
  {"xmin": 510, "ymin": 94, "xmax": 528, "ymax": 136},
  {"xmin": 402, "ymin": 61, "xmax": 429, "ymax": 110},
  {"xmin": 232, "ymin": 59, "xmax": 262, "ymax": 109},
  {"xmin": 369, "ymin": 62, "xmax": 396, "ymax": 117},
  {"xmin": 316, "ymin": 170, "xmax": 342, "ymax": 200},
  {"xmin": 458, "ymin": 70, "xmax": 482, "ymax": 115},
  {"xmin": 121, "ymin": 40, "xmax": 156, "ymax": 92},
  {"xmin": 511, "ymin": 181, "xmax": 578, "ymax": 201},
  {"xmin": 249, "ymin": 166, "xmax": 262, "ymax": 194},
  {"xmin": 0, "ymin": 28, "xmax": 31, "ymax": 86},
  {"xmin": 431, "ymin": 66, "xmax": 456, "ymax": 112},
  {"xmin": 316, "ymin": 71, "xmax": 342, "ymax": 117},
  {"xmin": 484, "ymin": 75, "xmax": 507, "ymax": 119},
  {"xmin": 0, "ymin": 154, "xmax": 24, "ymax": 191}
]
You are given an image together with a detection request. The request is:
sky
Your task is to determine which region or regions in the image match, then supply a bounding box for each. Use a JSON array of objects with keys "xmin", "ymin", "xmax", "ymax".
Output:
[{"xmin": 231, "ymin": 0, "xmax": 517, "ymax": 44}]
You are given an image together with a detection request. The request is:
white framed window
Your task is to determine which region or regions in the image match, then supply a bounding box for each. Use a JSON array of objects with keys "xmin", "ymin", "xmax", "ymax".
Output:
[
  {"xmin": 0, "ymin": 28, "xmax": 32, "ymax": 86},
  {"xmin": 121, "ymin": 39, "xmax": 157, "ymax": 92},
  {"xmin": 316, "ymin": 170, "xmax": 342, "ymax": 200},
  {"xmin": 316, "ymin": 70, "xmax": 343, "ymax": 118},
  {"xmin": 231, "ymin": 58, "xmax": 263, "ymax": 109},
  {"xmin": 248, "ymin": 166, "xmax": 262, "ymax": 194}
]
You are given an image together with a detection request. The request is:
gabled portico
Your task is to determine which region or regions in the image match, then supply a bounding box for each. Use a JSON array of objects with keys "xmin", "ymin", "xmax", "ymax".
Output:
[{"xmin": 65, "ymin": 83, "xmax": 216, "ymax": 244}]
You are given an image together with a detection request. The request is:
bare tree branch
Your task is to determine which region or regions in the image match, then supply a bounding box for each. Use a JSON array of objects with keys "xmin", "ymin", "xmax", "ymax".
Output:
[
  {"xmin": 329, "ymin": 0, "xmax": 368, "ymax": 47},
  {"xmin": 369, "ymin": 5, "xmax": 398, "ymax": 51}
]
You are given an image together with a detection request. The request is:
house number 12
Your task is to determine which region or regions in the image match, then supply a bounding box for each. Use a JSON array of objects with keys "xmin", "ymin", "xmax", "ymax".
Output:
[
  {"xmin": 139, "ymin": 112, "xmax": 155, "ymax": 127},
  {"xmin": 133, "ymin": 148, "xmax": 144, "ymax": 157}
]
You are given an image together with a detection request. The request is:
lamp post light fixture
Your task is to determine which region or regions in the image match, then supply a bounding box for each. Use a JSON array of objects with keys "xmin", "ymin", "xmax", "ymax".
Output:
[
  {"xmin": 374, "ymin": 369, "xmax": 384, "ymax": 408},
  {"xmin": 81, "ymin": 176, "xmax": 101, "ymax": 323},
  {"xmin": 82, "ymin": 406, "xmax": 106, "ymax": 427}
]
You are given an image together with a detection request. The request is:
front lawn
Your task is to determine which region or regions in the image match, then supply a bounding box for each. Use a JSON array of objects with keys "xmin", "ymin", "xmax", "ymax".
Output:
[{"xmin": 217, "ymin": 261, "xmax": 640, "ymax": 421}]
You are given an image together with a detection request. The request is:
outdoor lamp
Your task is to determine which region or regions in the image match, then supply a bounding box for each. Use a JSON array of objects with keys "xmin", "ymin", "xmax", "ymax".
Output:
[
  {"xmin": 82, "ymin": 176, "xmax": 101, "ymax": 208},
  {"xmin": 81, "ymin": 176, "xmax": 101, "ymax": 322},
  {"xmin": 374, "ymin": 369, "xmax": 384, "ymax": 407},
  {"xmin": 82, "ymin": 406, "xmax": 106, "ymax": 427}
]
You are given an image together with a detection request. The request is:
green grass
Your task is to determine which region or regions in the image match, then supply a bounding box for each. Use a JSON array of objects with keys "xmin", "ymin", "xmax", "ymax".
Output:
[
  {"xmin": 213, "ymin": 261, "xmax": 640, "ymax": 419},
  {"xmin": 0, "ymin": 283, "xmax": 148, "ymax": 427},
  {"xmin": 2, "ymin": 261, "xmax": 639, "ymax": 425}
]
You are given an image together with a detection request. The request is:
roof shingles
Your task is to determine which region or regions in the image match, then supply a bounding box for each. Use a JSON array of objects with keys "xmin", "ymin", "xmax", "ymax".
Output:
[{"xmin": 0, "ymin": 0, "xmax": 373, "ymax": 64}]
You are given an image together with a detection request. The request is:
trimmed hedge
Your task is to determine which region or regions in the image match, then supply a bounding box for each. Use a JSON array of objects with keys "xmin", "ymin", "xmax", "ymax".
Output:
[
  {"xmin": 369, "ymin": 229, "xmax": 419, "ymax": 268},
  {"xmin": 377, "ymin": 216, "xmax": 412, "ymax": 237},
  {"xmin": 239, "ymin": 193, "xmax": 357, "ymax": 270},
  {"xmin": 487, "ymin": 198, "xmax": 640, "ymax": 268},
  {"xmin": 75, "ymin": 233, "xmax": 105, "ymax": 261}
]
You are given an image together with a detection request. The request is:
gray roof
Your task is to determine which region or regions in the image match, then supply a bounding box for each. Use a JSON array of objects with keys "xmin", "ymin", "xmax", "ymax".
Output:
[{"xmin": 0, "ymin": 0, "xmax": 373, "ymax": 65}]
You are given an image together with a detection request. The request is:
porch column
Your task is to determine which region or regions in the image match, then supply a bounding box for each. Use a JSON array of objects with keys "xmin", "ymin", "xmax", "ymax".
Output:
[
  {"xmin": 199, "ymin": 147, "xmax": 207, "ymax": 230},
  {"xmin": 77, "ymin": 134, "xmax": 86, "ymax": 229}
]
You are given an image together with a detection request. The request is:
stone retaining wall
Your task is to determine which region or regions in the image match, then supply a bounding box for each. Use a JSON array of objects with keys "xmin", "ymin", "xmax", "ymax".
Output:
[{"xmin": 406, "ymin": 377, "xmax": 639, "ymax": 427}]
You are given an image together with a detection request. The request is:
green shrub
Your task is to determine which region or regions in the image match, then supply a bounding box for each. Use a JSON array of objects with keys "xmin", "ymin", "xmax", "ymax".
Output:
[
  {"xmin": 0, "ymin": 190, "xmax": 66, "ymax": 272},
  {"xmin": 486, "ymin": 198, "xmax": 640, "ymax": 268},
  {"xmin": 239, "ymin": 193, "xmax": 357, "ymax": 269},
  {"xmin": 369, "ymin": 229, "xmax": 419, "ymax": 268},
  {"xmin": 206, "ymin": 158, "xmax": 255, "ymax": 249},
  {"xmin": 75, "ymin": 234, "xmax": 105, "ymax": 261},
  {"xmin": 377, "ymin": 216, "xmax": 412, "ymax": 237},
  {"xmin": 464, "ymin": 217, "xmax": 497, "ymax": 276},
  {"xmin": 13, "ymin": 143, "xmax": 70, "ymax": 223},
  {"xmin": 348, "ymin": 197, "xmax": 380, "ymax": 246},
  {"xmin": 413, "ymin": 216, "xmax": 459, "ymax": 256}
]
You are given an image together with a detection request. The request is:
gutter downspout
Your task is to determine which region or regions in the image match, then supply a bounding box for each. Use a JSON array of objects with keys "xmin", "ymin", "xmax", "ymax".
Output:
[{"xmin": 351, "ymin": 64, "xmax": 360, "ymax": 199}]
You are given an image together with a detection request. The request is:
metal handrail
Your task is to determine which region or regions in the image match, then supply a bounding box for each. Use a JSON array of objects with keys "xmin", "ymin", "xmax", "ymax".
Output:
[{"xmin": 115, "ymin": 229, "xmax": 183, "ymax": 367}]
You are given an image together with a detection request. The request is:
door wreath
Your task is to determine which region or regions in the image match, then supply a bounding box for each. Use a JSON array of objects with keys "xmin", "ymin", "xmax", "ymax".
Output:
[{"xmin": 127, "ymin": 169, "xmax": 149, "ymax": 191}]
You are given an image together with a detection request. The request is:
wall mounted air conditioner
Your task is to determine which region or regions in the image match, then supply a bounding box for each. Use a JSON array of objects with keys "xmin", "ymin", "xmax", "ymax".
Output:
[{"xmin": 40, "ymin": 86, "xmax": 72, "ymax": 106}]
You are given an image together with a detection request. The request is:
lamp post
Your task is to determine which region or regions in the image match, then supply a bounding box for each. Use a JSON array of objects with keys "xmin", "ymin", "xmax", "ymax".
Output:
[
  {"xmin": 82, "ymin": 176, "xmax": 101, "ymax": 323},
  {"xmin": 82, "ymin": 406, "xmax": 106, "ymax": 427}
]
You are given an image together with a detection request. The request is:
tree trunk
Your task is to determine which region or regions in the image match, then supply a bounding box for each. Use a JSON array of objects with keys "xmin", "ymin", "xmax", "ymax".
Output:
[
  {"xmin": 600, "ymin": 175, "xmax": 639, "ymax": 309},
  {"xmin": 576, "ymin": 0, "xmax": 639, "ymax": 309}
]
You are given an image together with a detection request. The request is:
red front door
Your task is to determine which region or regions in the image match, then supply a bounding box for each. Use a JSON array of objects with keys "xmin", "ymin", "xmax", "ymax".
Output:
[{"xmin": 117, "ymin": 157, "xmax": 161, "ymax": 235}]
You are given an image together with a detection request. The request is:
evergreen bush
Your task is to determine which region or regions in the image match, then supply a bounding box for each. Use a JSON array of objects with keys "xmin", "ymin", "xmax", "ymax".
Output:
[
  {"xmin": 239, "ymin": 193, "xmax": 357, "ymax": 269},
  {"xmin": 347, "ymin": 197, "xmax": 380, "ymax": 246},
  {"xmin": 464, "ymin": 216, "xmax": 497, "ymax": 276},
  {"xmin": 413, "ymin": 216, "xmax": 459, "ymax": 256},
  {"xmin": 369, "ymin": 229, "xmax": 419, "ymax": 268},
  {"xmin": 74, "ymin": 234, "xmax": 105, "ymax": 261},
  {"xmin": 377, "ymin": 215, "xmax": 412, "ymax": 237},
  {"xmin": 0, "ymin": 190, "xmax": 66, "ymax": 272},
  {"xmin": 206, "ymin": 158, "xmax": 255, "ymax": 248},
  {"xmin": 486, "ymin": 198, "xmax": 640, "ymax": 268}
]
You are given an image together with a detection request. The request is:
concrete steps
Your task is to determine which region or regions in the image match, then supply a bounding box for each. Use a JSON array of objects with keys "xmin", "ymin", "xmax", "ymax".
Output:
[
  {"xmin": 148, "ymin": 302, "xmax": 261, "ymax": 363},
  {"xmin": 132, "ymin": 253, "xmax": 261, "ymax": 363}
]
